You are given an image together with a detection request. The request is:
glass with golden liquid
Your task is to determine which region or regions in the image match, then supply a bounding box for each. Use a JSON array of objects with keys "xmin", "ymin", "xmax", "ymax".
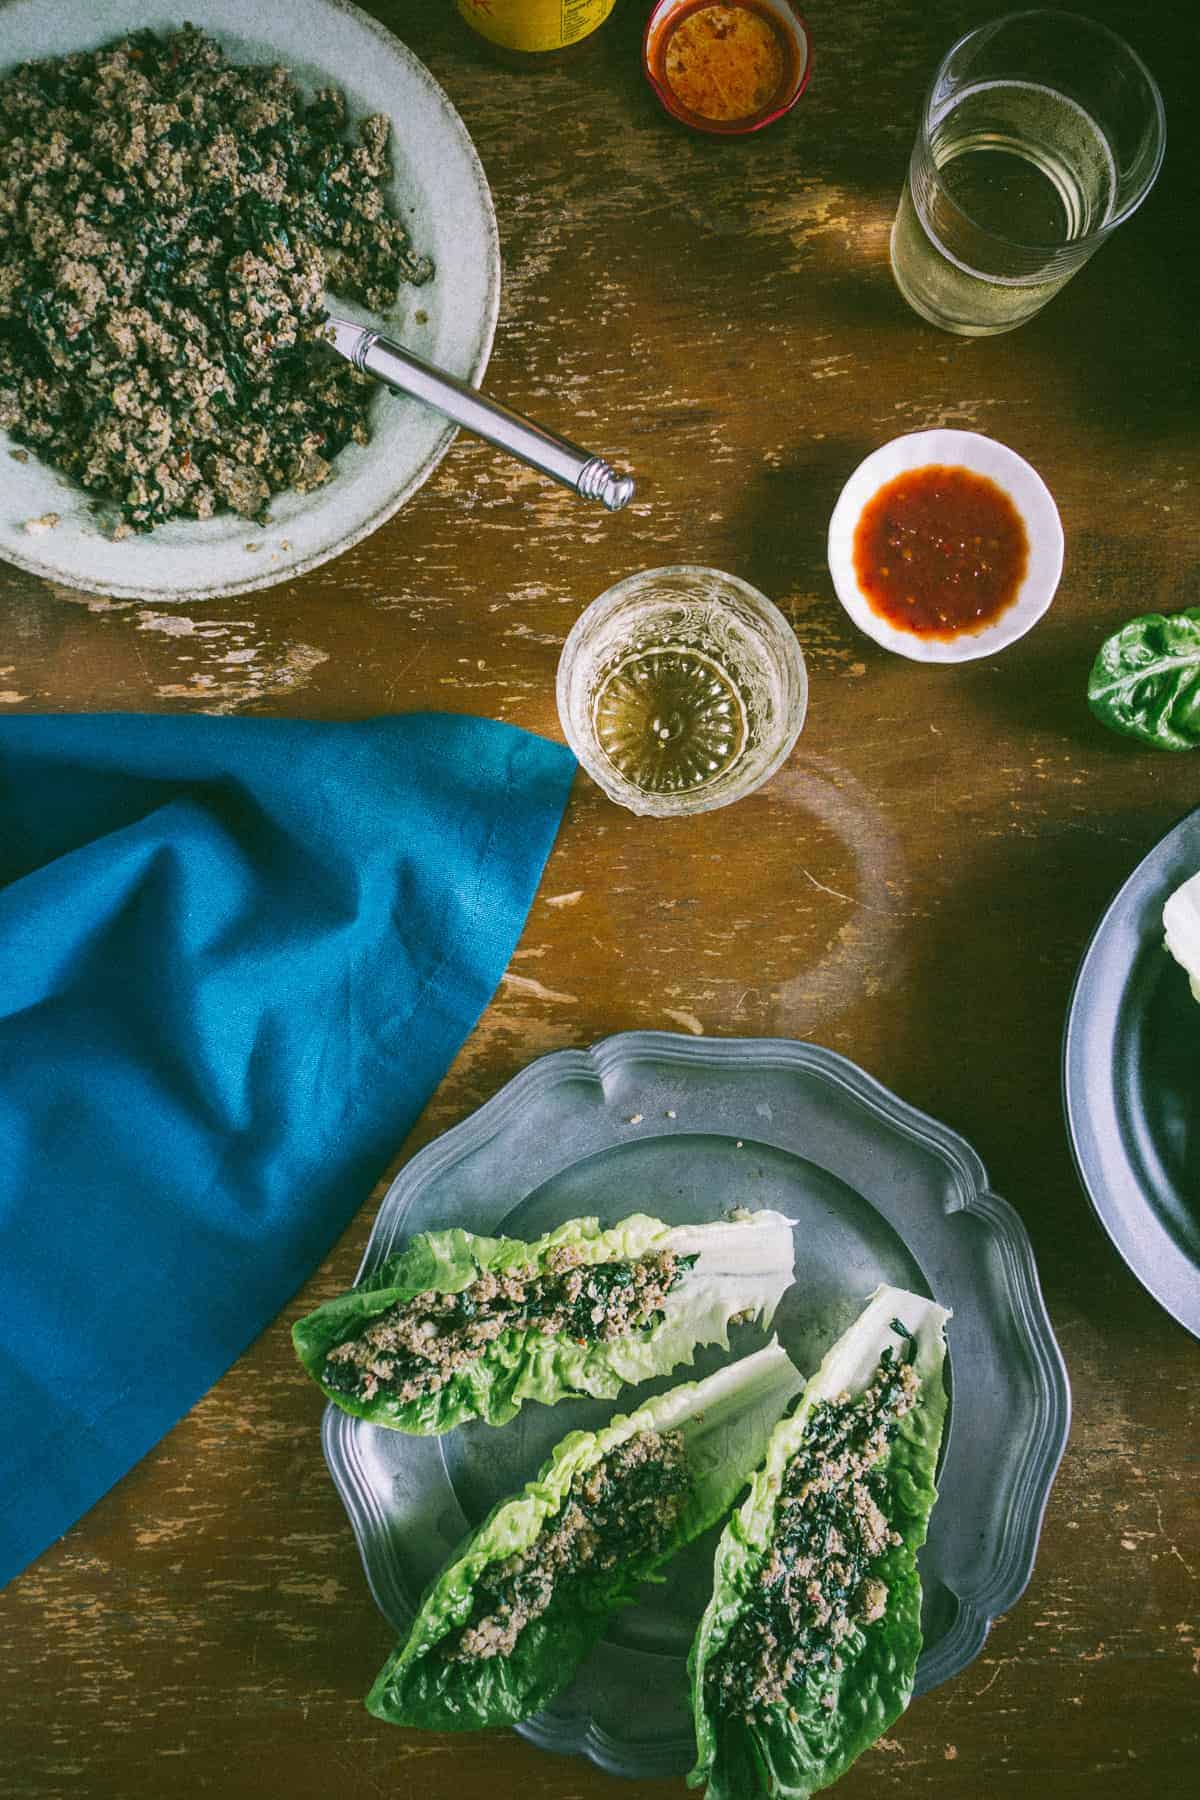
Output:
[
  {"xmin": 557, "ymin": 567, "xmax": 807, "ymax": 817},
  {"xmin": 890, "ymin": 11, "xmax": 1165, "ymax": 337}
]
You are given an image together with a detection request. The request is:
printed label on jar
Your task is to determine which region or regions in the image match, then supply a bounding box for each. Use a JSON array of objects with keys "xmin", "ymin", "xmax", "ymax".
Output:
[{"xmin": 457, "ymin": 0, "xmax": 616, "ymax": 53}]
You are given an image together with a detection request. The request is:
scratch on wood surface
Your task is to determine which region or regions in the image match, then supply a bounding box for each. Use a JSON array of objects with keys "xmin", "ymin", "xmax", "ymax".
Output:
[
  {"xmin": 1150, "ymin": 1494, "xmax": 1197, "ymax": 1578},
  {"xmin": 973, "ymin": 1656, "xmax": 1016, "ymax": 1697},
  {"xmin": 545, "ymin": 891, "xmax": 584, "ymax": 908},
  {"xmin": 662, "ymin": 1008, "xmax": 704, "ymax": 1035},
  {"xmin": 277, "ymin": 1577, "xmax": 341, "ymax": 1605},
  {"xmin": 36, "ymin": 584, "xmax": 330, "ymax": 711},
  {"xmin": 500, "ymin": 973, "xmax": 578, "ymax": 1005},
  {"xmin": 505, "ymin": 621, "xmax": 564, "ymax": 648},
  {"xmin": 377, "ymin": 1743, "xmax": 453, "ymax": 1761},
  {"xmin": 45, "ymin": 581, "xmax": 131, "ymax": 613},
  {"xmin": 137, "ymin": 611, "xmax": 253, "ymax": 637},
  {"xmin": 134, "ymin": 1522, "xmax": 189, "ymax": 1548},
  {"xmin": 155, "ymin": 642, "xmax": 328, "ymax": 711},
  {"xmin": 1171, "ymin": 1542, "xmax": 1199, "ymax": 1578},
  {"xmin": 800, "ymin": 867, "xmax": 855, "ymax": 904}
]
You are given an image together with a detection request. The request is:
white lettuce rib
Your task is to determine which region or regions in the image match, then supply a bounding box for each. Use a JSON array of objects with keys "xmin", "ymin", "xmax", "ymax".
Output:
[
  {"xmin": 667, "ymin": 1208, "xmax": 796, "ymax": 1329},
  {"xmin": 800, "ymin": 1284, "xmax": 950, "ymax": 1409},
  {"xmin": 1163, "ymin": 869, "xmax": 1200, "ymax": 1003},
  {"xmin": 594, "ymin": 1210, "xmax": 796, "ymax": 1388}
]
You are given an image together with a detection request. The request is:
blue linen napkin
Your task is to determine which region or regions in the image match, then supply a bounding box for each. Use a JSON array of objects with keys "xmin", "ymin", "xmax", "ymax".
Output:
[{"xmin": 0, "ymin": 711, "xmax": 575, "ymax": 1589}]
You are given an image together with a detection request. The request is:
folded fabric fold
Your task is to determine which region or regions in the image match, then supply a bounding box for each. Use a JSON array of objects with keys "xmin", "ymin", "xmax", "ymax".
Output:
[{"xmin": 0, "ymin": 711, "xmax": 575, "ymax": 1590}]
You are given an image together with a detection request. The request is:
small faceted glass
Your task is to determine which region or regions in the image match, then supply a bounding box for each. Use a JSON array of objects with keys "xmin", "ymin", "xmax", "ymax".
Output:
[
  {"xmin": 890, "ymin": 10, "xmax": 1165, "ymax": 336},
  {"xmin": 556, "ymin": 567, "xmax": 807, "ymax": 818}
]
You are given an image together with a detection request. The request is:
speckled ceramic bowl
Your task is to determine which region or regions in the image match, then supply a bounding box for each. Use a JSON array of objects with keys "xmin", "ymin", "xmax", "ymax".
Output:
[{"xmin": 0, "ymin": 0, "xmax": 500, "ymax": 602}]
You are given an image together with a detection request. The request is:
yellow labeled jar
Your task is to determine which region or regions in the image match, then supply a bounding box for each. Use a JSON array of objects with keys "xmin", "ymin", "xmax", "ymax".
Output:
[{"xmin": 456, "ymin": 0, "xmax": 617, "ymax": 54}]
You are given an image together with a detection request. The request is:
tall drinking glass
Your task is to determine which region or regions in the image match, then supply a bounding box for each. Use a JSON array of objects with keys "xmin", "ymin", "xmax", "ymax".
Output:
[{"xmin": 890, "ymin": 10, "xmax": 1165, "ymax": 336}]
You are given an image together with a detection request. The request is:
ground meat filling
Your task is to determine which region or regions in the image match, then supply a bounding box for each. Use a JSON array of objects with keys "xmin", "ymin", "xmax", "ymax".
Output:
[
  {"xmin": 445, "ymin": 1427, "xmax": 689, "ymax": 1664},
  {"xmin": 323, "ymin": 1248, "xmax": 698, "ymax": 1406},
  {"xmin": 0, "ymin": 25, "xmax": 432, "ymax": 531},
  {"xmin": 708, "ymin": 1339, "xmax": 921, "ymax": 1720}
]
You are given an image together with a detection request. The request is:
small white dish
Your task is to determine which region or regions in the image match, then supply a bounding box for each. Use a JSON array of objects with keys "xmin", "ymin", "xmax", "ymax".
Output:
[{"xmin": 826, "ymin": 430, "xmax": 1064, "ymax": 664}]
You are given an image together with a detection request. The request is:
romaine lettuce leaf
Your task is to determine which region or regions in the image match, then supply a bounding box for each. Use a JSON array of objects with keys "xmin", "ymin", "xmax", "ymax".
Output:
[
  {"xmin": 688, "ymin": 1286, "xmax": 950, "ymax": 1800},
  {"xmin": 366, "ymin": 1339, "xmax": 805, "ymax": 1731},
  {"xmin": 293, "ymin": 1209, "xmax": 795, "ymax": 1434}
]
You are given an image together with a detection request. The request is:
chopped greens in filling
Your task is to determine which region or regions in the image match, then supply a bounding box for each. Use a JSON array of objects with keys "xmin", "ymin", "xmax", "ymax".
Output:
[
  {"xmin": 323, "ymin": 1248, "xmax": 698, "ymax": 1405},
  {"xmin": 708, "ymin": 1342, "xmax": 920, "ymax": 1719},
  {"xmin": 0, "ymin": 25, "xmax": 432, "ymax": 532},
  {"xmin": 445, "ymin": 1427, "xmax": 689, "ymax": 1664}
]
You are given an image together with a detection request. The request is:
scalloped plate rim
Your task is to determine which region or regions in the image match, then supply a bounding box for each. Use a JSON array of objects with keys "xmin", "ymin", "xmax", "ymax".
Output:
[{"xmin": 319, "ymin": 1031, "xmax": 1070, "ymax": 1774}]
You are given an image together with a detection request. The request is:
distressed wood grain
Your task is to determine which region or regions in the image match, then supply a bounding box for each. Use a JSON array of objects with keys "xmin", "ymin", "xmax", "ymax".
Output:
[{"xmin": 1, "ymin": 2, "xmax": 1198, "ymax": 1796}]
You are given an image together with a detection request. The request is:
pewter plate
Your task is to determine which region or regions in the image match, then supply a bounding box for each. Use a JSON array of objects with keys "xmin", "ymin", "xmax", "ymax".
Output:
[
  {"xmin": 322, "ymin": 1033, "xmax": 1070, "ymax": 1778},
  {"xmin": 0, "ymin": 0, "xmax": 499, "ymax": 601},
  {"xmin": 1064, "ymin": 808, "xmax": 1200, "ymax": 1337}
]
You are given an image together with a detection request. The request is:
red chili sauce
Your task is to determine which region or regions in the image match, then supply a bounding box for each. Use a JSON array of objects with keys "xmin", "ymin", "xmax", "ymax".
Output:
[{"xmin": 852, "ymin": 464, "xmax": 1029, "ymax": 639}]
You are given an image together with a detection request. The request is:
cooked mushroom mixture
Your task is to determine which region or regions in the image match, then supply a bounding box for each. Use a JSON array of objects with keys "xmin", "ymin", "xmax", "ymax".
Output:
[
  {"xmin": 445, "ymin": 1427, "xmax": 690, "ymax": 1664},
  {"xmin": 708, "ymin": 1340, "xmax": 921, "ymax": 1718},
  {"xmin": 0, "ymin": 25, "xmax": 432, "ymax": 532},
  {"xmin": 324, "ymin": 1248, "xmax": 697, "ymax": 1405}
]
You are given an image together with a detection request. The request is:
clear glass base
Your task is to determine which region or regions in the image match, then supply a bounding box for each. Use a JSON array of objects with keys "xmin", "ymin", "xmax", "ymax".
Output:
[
  {"xmin": 557, "ymin": 567, "xmax": 807, "ymax": 818},
  {"xmin": 889, "ymin": 220, "xmax": 1022, "ymax": 337},
  {"xmin": 888, "ymin": 201, "xmax": 1063, "ymax": 338}
]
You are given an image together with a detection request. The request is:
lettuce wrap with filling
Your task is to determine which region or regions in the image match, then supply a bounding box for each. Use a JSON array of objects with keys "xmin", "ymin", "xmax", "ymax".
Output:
[
  {"xmin": 366, "ymin": 1338, "xmax": 805, "ymax": 1730},
  {"xmin": 294, "ymin": 1209, "xmax": 795, "ymax": 1434},
  {"xmin": 689, "ymin": 1285, "xmax": 950, "ymax": 1800}
]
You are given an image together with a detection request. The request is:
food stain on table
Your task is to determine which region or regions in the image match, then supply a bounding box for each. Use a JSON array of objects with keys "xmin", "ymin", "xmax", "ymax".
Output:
[{"xmin": 768, "ymin": 761, "xmax": 911, "ymax": 1030}]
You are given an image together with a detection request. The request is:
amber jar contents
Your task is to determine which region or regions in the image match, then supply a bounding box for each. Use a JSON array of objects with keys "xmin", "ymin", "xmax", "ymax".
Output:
[
  {"xmin": 852, "ymin": 465, "xmax": 1030, "ymax": 639},
  {"xmin": 661, "ymin": 3, "xmax": 788, "ymax": 121}
]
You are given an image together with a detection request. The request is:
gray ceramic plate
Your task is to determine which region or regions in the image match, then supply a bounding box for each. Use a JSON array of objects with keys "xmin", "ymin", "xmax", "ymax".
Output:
[
  {"xmin": 0, "ymin": 0, "xmax": 499, "ymax": 601},
  {"xmin": 1064, "ymin": 808, "xmax": 1200, "ymax": 1337},
  {"xmin": 321, "ymin": 1032, "xmax": 1070, "ymax": 1778}
]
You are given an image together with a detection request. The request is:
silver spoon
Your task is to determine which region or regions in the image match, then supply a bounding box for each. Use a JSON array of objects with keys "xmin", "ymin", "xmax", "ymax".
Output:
[{"xmin": 325, "ymin": 317, "xmax": 636, "ymax": 512}]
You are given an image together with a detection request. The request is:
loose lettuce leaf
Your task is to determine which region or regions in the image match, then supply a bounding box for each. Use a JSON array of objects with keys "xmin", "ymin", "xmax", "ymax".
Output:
[
  {"xmin": 1163, "ymin": 869, "xmax": 1200, "ymax": 1002},
  {"xmin": 367, "ymin": 1339, "xmax": 805, "ymax": 1731},
  {"xmin": 293, "ymin": 1209, "xmax": 795, "ymax": 1434},
  {"xmin": 688, "ymin": 1286, "xmax": 951, "ymax": 1800},
  {"xmin": 1087, "ymin": 608, "xmax": 1200, "ymax": 750}
]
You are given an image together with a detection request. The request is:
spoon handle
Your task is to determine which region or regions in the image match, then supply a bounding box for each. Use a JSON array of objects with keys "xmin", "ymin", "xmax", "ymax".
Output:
[{"xmin": 329, "ymin": 319, "xmax": 635, "ymax": 511}]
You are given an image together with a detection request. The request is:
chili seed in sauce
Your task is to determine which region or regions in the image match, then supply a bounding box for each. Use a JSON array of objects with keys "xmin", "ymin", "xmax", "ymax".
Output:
[{"xmin": 852, "ymin": 464, "xmax": 1030, "ymax": 639}]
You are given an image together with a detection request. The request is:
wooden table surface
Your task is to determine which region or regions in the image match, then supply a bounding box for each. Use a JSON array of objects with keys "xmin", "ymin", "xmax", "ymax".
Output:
[{"xmin": 2, "ymin": 2, "xmax": 1198, "ymax": 1795}]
